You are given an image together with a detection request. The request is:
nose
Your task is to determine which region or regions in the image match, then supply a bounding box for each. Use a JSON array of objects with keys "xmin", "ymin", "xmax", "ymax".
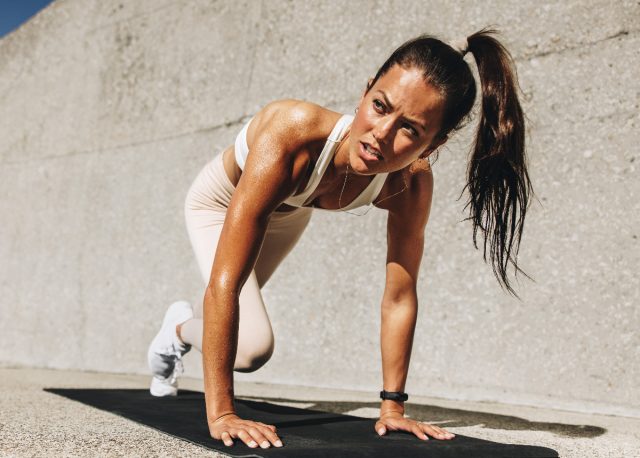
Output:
[{"xmin": 372, "ymin": 116, "xmax": 394, "ymax": 144}]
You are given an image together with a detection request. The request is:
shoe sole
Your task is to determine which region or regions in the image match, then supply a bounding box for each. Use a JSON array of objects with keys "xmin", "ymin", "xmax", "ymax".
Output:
[{"xmin": 150, "ymin": 376, "xmax": 178, "ymax": 397}]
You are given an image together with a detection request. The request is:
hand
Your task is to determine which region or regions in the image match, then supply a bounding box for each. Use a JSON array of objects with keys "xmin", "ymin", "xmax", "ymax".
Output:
[
  {"xmin": 209, "ymin": 412, "xmax": 283, "ymax": 449},
  {"xmin": 375, "ymin": 411, "xmax": 455, "ymax": 441}
]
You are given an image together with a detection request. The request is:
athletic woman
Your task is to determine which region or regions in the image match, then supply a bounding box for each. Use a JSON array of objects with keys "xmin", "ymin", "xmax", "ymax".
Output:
[{"xmin": 147, "ymin": 28, "xmax": 533, "ymax": 450}]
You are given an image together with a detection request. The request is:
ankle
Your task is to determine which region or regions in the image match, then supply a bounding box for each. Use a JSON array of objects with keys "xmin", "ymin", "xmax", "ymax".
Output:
[{"xmin": 176, "ymin": 323, "xmax": 186, "ymax": 345}]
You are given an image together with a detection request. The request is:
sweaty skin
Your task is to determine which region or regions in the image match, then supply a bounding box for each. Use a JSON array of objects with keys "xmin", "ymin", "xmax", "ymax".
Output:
[{"xmin": 205, "ymin": 64, "xmax": 455, "ymax": 449}]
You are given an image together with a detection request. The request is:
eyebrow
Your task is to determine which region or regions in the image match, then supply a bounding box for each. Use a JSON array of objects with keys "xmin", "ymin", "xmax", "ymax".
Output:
[{"xmin": 375, "ymin": 90, "xmax": 427, "ymax": 133}]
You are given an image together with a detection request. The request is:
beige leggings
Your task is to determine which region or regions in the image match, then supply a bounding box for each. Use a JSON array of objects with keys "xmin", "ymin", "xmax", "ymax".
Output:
[{"xmin": 180, "ymin": 152, "xmax": 313, "ymax": 372}]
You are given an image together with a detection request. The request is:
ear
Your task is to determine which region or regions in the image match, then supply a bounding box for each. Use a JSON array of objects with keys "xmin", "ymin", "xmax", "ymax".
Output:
[{"xmin": 420, "ymin": 135, "xmax": 447, "ymax": 159}]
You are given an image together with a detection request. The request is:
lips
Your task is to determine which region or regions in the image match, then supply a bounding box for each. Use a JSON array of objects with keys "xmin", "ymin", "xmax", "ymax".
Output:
[{"xmin": 359, "ymin": 142, "xmax": 383, "ymax": 161}]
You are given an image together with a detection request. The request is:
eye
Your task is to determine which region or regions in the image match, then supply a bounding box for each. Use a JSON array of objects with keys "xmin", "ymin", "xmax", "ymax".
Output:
[
  {"xmin": 403, "ymin": 123, "xmax": 419, "ymax": 137},
  {"xmin": 372, "ymin": 99, "xmax": 385, "ymax": 112}
]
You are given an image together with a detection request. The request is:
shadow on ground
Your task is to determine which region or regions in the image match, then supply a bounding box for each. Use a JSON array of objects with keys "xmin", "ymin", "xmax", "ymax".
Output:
[{"xmin": 242, "ymin": 396, "xmax": 606, "ymax": 439}]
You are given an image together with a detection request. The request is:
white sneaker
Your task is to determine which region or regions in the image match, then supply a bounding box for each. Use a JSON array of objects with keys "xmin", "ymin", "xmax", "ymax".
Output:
[{"xmin": 147, "ymin": 300, "xmax": 193, "ymax": 397}]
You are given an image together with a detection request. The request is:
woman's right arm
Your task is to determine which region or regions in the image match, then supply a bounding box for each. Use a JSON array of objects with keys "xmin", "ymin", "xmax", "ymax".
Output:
[{"xmin": 203, "ymin": 104, "xmax": 315, "ymax": 449}]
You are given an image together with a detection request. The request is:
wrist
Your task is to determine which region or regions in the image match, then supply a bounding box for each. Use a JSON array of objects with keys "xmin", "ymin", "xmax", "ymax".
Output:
[
  {"xmin": 204, "ymin": 384, "xmax": 235, "ymax": 419},
  {"xmin": 380, "ymin": 399, "xmax": 405, "ymax": 416},
  {"xmin": 205, "ymin": 397, "xmax": 236, "ymax": 423},
  {"xmin": 209, "ymin": 410, "xmax": 237, "ymax": 424}
]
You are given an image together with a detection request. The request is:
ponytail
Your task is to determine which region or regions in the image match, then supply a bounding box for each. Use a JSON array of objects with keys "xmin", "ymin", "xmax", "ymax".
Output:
[
  {"xmin": 370, "ymin": 29, "xmax": 535, "ymax": 298},
  {"xmin": 462, "ymin": 28, "xmax": 534, "ymax": 298}
]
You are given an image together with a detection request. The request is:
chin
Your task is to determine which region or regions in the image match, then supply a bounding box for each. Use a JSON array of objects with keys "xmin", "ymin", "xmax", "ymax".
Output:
[
  {"xmin": 347, "ymin": 146, "xmax": 374, "ymax": 175},
  {"xmin": 348, "ymin": 155, "xmax": 368, "ymax": 175}
]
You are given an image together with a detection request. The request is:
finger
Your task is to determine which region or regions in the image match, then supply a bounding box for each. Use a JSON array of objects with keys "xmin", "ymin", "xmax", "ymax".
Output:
[
  {"xmin": 220, "ymin": 431, "xmax": 233, "ymax": 447},
  {"xmin": 377, "ymin": 418, "xmax": 401, "ymax": 430},
  {"xmin": 429, "ymin": 424, "xmax": 455, "ymax": 439},
  {"xmin": 412, "ymin": 424, "xmax": 429, "ymax": 440},
  {"xmin": 419, "ymin": 422, "xmax": 440, "ymax": 439},
  {"xmin": 260, "ymin": 425, "xmax": 284, "ymax": 447},
  {"xmin": 246, "ymin": 427, "xmax": 272, "ymax": 449},
  {"xmin": 420, "ymin": 423, "xmax": 453, "ymax": 440},
  {"xmin": 236, "ymin": 429, "xmax": 259, "ymax": 448},
  {"xmin": 374, "ymin": 421, "xmax": 387, "ymax": 436},
  {"xmin": 258, "ymin": 422, "xmax": 277, "ymax": 433}
]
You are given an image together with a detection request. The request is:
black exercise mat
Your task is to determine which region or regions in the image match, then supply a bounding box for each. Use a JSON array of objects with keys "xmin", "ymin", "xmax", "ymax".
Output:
[{"xmin": 45, "ymin": 388, "xmax": 558, "ymax": 457}]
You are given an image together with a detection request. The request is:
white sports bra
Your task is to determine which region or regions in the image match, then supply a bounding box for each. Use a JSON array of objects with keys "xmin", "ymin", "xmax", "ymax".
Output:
[{"xmin": 233, "ymin": 114, "xmax": 388, "ymax": 211}]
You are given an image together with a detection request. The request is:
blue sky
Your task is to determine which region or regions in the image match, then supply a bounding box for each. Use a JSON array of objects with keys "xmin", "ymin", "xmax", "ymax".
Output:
[{"xmin": 0, "ymin": 0, "xmax": 55, "ymax": 38}]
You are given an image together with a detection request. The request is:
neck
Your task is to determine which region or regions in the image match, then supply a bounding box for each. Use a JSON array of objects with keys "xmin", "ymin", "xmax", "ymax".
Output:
[{"xmin": 332, "ymin": 130, "xmax": 351, "ymax": 177}]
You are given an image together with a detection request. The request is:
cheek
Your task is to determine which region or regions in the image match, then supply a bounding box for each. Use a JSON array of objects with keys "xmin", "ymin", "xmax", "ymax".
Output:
[
  {"xmin": 391, "ymin": 136, "xmax": 419, "ymax": 157},
  {"xmin": 350, "ymin": 117, "xmax": 370, "ymax": 147},
  {"xmin": 353, "ymin": 112, "xmax": 369, "ymax": 133}
]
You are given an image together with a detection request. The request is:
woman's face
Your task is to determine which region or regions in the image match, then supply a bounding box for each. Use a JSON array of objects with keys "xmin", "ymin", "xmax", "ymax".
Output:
[{"xmin": 349, "ymin": 64, "xmax": 446, "ymax": 175}]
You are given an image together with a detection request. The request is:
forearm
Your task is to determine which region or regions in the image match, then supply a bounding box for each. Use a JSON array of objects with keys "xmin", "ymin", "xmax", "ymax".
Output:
[
  {"xmin": 202, "ymin": 285, "xmax": 238, "ymax": 420},
  {"xmin": 380, "ymin": 293, "xmax": 418, "ymax": 415}
]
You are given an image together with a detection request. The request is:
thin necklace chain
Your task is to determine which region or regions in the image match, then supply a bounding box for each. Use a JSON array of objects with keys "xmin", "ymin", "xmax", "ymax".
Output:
[
  {"xmin": 336, "ymin": 163, "xmax": 409, "ymax": 216},
  {"xmin": 310, "ymin": 127, "xmax": 409, "ymax": 216}
]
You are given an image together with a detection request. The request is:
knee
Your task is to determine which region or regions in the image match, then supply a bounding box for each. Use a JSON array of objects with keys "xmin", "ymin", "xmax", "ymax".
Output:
[{"xmin": 234, "ymin": 340, "xmax": 274, "ymax": 373}]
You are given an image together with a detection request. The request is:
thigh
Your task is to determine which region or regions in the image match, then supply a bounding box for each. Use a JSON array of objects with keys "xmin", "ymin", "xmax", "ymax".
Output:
[
  {"xmin": 183, "ymin": 154, "xmax": 310, "ymax": 348},
  {"xmin": 184, "ymin": 206, "xmax": 226, "ymax": 289},
  {"xmin": 184, "ymin": 153, "xmax": 265, "ymax": 320},
  {"xmin": 184, "ymin": 206, "xmax": 274, "ymax": 352},
  {"xmin": 254, "ymin": 208, "xmax": 313, "ymax": 288}
]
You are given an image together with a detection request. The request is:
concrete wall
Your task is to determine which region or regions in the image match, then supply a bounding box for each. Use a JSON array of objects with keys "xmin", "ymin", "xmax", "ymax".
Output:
[{"xmin": 1, "ymin": 0, "xmax": 638, "ymax": 417}]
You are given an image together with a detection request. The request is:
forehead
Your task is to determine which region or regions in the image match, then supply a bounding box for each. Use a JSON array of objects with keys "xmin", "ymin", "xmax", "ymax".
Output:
[{"xmin": 373, "ymin": 64, "xmax": 444, "ymax": 127}]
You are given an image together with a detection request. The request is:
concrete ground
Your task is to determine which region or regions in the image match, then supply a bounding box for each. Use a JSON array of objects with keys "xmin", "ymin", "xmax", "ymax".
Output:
[{"xmin": 0, "ymin": 368, "xmax": 638, "ymax": 457}]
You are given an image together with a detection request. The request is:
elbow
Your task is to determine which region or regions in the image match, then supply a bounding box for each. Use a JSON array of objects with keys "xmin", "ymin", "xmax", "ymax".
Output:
[
  {"xmin": 383, "ymin": 285, "xmax": 418, "ymax": 306},
  {"xmin": 204, "ymin": 279, "xmax": 240, "ymax": 312},
  {"xmin": 381, "ymin": 290, "xmax": 418, "ymax": 315},
  {"xmin": 207, "ymin": 270, "xmax": 241, "ymax": 299}
]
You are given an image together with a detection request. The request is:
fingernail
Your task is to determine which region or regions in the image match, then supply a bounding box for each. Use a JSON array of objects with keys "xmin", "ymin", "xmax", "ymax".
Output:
[
  {"xmin": 248, "ymin": 440, "xmax": 257, "ymax": 447},
  {"xmin": 423, "ymin": 434, "xmax": 429, "ymax": 440},
  {"xmin": 377, "ymin": 428, "xmax": 385, "ymax": 435},
  {"xmin": 260, "ymin": 441, "xmax": 270, "ymax": 448},
  {"xmin": 275, "ymin": 440, "xmax": 283, "ymax": 447}
]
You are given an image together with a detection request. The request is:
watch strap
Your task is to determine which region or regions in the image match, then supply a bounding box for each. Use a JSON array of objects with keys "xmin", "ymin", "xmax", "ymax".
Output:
[{"xmin": 380, "ymin": 390, "xmax": 409, "ymax": 402}]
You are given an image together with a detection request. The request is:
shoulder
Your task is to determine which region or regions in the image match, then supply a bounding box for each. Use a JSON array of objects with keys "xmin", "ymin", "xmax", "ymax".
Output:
[
  {"xmin": 247, "ymin": 99, "xmax": 339, "ymax": 153},
  {"xmin": 384, "ymin": 162, "xmax": 434, "ymax": 237},
  {"xmin": 406, "ymin": 158, "xmax": 434, "ymax": 205},
  {"xmin": 237, "ymin": 100, "xmax": 340, "ymax": 207},
  {"xmin": 375, "ymin": 159, "xmax": 433, "ymax": 216}
]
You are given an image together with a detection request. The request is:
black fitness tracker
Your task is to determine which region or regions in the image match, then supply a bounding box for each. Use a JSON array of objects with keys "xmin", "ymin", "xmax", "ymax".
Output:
[{"xmin": 380, "ymin": 390, "xmax": 409, "ymax": 402}]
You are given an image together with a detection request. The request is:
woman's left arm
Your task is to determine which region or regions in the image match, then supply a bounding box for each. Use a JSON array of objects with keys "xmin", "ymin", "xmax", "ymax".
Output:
[{"xmin": 376, "ymin": 167, "xmax": 454, "ymax": 442}]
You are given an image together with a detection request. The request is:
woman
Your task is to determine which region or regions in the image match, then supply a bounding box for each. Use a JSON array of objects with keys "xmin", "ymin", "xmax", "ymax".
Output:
[{"xmin": 147, "ymin": 28, "xmax": 533, "ymax": 450}]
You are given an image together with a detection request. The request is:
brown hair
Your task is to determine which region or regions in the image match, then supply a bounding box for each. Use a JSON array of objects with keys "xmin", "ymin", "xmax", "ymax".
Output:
[{"xmin": 368, "ymin": 28, "xmax": 534, "ymax": 298}]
